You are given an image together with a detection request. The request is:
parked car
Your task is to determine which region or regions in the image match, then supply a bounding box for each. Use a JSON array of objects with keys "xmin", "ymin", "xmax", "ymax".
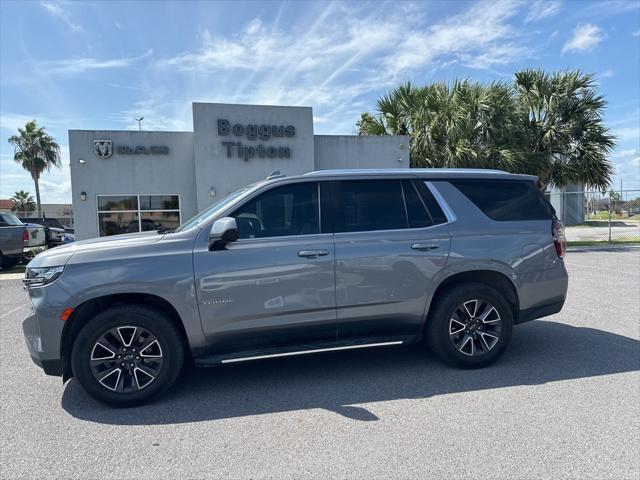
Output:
[
  {"xmin": 20, "ymin": 222, "xmax": 48, "ymax": 258},
  {"xmin": 22, "ymin": 169, "xmax": 568, "ymax": 406},
  {"xmin": 18, "ymin": 217, "xmax": 65, "ymax": 248},
  {"xmin": 0, "ymin": 213, "xmax": 46, "ymax": 268},
  {"xmin": 62, "ymin": 232, "xmax": 75, "ymax": 244}
]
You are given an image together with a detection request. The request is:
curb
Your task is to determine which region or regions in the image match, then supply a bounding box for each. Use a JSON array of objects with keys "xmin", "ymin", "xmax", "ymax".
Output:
[
  {"xmin": 0, "ymin": 273, "xmax": 25, "ymax": 281},
  {"xmin": 567, "ymin": 244, "xmax": 640, "ymax": 253}
]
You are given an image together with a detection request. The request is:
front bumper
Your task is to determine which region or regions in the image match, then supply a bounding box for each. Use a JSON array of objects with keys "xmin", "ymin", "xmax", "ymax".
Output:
[{"xmin": 22, "ymin": 282, "xmax": 68, "ymax": 377}]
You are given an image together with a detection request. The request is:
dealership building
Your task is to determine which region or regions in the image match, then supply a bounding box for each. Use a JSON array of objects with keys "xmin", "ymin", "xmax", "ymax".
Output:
[{"xmin": 69, "ymin": 102, "xmax": 409, "ymax": 240}]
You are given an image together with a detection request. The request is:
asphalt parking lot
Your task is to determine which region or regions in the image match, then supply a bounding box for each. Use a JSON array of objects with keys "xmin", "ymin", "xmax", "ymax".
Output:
[{"xmin": 1, "ymin": 248, "xmax": 639, "ymax": 479}]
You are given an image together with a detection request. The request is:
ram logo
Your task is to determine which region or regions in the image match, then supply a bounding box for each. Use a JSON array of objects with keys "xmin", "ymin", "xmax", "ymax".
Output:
[{"xmin": 93, "ymin": 140, "xmax": 113, "ymax": 159}]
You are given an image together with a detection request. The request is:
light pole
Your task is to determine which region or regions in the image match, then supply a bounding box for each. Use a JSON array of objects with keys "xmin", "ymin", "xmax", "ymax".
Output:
[{"xmin": 135, "ymin": 116, "xmax": 144, "ymax": 131}]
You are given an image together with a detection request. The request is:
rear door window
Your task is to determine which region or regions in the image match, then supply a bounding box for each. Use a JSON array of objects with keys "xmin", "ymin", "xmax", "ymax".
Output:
[
  {"xmin": 451, "ymin": 180, "xmax": 554, "ymax": 221},
  {"xmin": 335, "ymin": 180, "xmax": 407, "ymax": 232},
  {"xmin": 402, "ymin": 180, "xmax": 432, "ymax": 228}
]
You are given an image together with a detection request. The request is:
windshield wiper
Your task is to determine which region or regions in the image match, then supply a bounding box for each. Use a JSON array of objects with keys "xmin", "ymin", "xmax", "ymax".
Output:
[{"xmin": 156, "ymin": 228, "xmax": 175, "ymax": 234}]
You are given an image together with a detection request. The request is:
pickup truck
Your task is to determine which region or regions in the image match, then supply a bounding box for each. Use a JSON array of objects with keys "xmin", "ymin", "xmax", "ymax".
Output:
[
  {"xmin": 18, "ymin": 217, "xmax": 66, "ymax": 248},
  {"xmin": 0, "ymin": 212, "xmax": 46, "ymax": 268}
]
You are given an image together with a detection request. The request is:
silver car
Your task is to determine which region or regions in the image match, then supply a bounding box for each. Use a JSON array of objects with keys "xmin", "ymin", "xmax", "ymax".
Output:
[{"xmin": 23, "ymin": 169, "xmax": 568, "ymax": 406}]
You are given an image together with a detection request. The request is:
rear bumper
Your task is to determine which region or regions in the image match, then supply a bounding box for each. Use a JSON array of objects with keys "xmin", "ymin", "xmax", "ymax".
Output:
[
  {"xmin": 517, "ymin": 296, "xmax": 566, "ymax": 324},
  {"xmin": 23, "ymin": 245, "xmax": 47, "ymax": 256}
]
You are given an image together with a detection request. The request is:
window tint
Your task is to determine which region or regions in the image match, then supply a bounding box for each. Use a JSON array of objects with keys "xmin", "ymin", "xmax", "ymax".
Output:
[
  {"xmin": 97, "ymin": 196, "xmax": 138, "ymax": 211},
  {"xmin": 451, "ymin": 180, "xmax": 554, "ymax": 221},
  {"xmin": 97, "ymin": 195, "xmax": 181, "ymax": 237},
  {"xmin": 402, "ymin": 180, "xmax": 432, "ymax": 228},
  {"xmin": 232, "ymin": 183, "xmax": 319, "ymax": 239},
  {"xmin": 418, "ymin": 182, "xmax": 448, "ymax": 224},
  {"xmin": 98, "ymin": 212, "xmax": 139, "ymax": 236},
  {"xmin": 0, "ymin": 213, "xmax": 23, "ymax": 226},
  {"xmin": 139, "ymin": 195, "xmax": 179, "ymax": 210},
  {"xmin": 336, "ymin": 180, "xmax": 407, "ymax": 232}
]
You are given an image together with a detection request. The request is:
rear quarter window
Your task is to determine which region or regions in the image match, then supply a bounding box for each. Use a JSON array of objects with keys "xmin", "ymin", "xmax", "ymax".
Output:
[{"xmin": 451, "ymin": 180, "xmax": 553, "ymax": 221}]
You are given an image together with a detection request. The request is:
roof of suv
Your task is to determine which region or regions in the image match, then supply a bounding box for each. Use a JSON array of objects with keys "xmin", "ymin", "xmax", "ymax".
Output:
[{"xmin": 301, "ymin": 168, "xmax": 537, "ymax": 181}]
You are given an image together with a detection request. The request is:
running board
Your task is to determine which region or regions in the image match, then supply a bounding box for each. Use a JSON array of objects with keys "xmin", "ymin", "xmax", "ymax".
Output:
[{"xmin": 194, "ymin": 336, "xmax": 415, "ymax": 367}]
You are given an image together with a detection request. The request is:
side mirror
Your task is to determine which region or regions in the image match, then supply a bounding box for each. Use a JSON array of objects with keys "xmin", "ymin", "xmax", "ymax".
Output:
[{"xmin": 209, "ymin": 217, "xmax": 238, "ymax": 250}]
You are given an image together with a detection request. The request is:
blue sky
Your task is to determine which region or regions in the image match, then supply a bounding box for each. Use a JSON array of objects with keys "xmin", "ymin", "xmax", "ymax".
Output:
[{"xmin": 1, "ymin": 0, "xmax": 639, "ymax": 203}]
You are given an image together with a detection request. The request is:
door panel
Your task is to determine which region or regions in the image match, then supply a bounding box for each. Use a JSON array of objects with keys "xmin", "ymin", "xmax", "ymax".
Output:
[
  {"xmin": 334, "ymin": 225, "xmax": 451, "ymax": 338},
  {"xmin": 193, "ymin": 180, "xmax": 337, "ymax": 353},
  {"xmin": 194, "ymin": 233, "xmax": 337, "ymax": 352},
  {"xmin": 331, "ymin": 179, "xmax": 451, "ymax": 339}
]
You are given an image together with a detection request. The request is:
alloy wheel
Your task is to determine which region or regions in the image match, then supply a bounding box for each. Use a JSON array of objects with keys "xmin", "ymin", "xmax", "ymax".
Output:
[
  {"xmin": 448, "ymin": 299, "xmax": 502, "ymax": 356},
  {"xmin": 90, "ymin": 326, "xmax": 163, "ymax": 392}
]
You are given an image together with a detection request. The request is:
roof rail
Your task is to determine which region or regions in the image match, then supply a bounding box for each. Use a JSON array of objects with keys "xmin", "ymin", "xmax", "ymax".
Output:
[{"xmin": 266, "ymin": 170, "xmax": 286, "ymax": 180}]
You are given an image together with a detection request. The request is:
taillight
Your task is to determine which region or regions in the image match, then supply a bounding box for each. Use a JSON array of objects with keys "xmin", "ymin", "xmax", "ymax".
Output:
[
  {"xmin": 553, "ymin": 220, "xmax": 566, "ymax": 259},
  {"xmin": 22, "ymin": 228, "xmax": 29, "ymax": 244}
]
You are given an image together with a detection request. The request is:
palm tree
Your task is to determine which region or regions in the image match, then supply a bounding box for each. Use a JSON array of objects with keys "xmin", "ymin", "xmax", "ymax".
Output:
[
  {"xmin": 8, "ymin": 120, "xmax": 61, "ymax": 217},
  {"xmin": 357, "ymin": 81, "xmax": 523, "ymax": 172},
  {"xmin": 358, "ymin": 70, "xmax": 615, "ymax": 191},
  {"xmin": 514, "ymin": 69, "xmax": 615, "ymax": 191},
  {"xmin": 10, "ymin": 190, "xmax": 36, "ymax": 212}
]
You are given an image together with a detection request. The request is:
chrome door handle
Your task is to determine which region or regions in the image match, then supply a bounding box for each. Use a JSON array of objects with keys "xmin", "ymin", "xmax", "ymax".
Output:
[
  {"xmin": 411, "ymin": 243, "xmax": 439, "ymax": 251},
  {"xmin": 297, "ymin": 249, "xmax": 329, "ymax": 258}
]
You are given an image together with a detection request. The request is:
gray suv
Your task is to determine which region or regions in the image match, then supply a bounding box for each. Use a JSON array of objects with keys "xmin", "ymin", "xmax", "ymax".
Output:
[{"xmin": 23, "ymin": 169, "xmax": 568, "ymax": 406}]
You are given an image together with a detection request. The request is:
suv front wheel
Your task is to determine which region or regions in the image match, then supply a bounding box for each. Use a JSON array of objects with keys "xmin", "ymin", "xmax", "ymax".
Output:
[
  {"xmin": 426, "ymin": 283, "xmax": 513, "ymax": 368},
  {"xmin": 71, "ymin": 304, "xmax": 184, "ymax": 406}
]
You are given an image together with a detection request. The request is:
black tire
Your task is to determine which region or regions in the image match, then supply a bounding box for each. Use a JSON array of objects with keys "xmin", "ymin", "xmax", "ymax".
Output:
[
  {"xmin": 1, "ymin": 253, "xmax": 19, "ymax": 269},
  {"xmin": 71, "ymin": 304, "xmax": 185, "ymax": 407},
  {"xmin": 425, "ymin": 282, "xmax": 513, "ymax": 368}
]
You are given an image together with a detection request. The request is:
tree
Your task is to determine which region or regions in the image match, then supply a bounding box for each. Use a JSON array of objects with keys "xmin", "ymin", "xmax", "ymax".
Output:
[
  {"xmin": 357, "ymin": 81, "xmax": 523, "ymax": 171},
  {"xmin": 357, "ymin": 70, "xmax": 616, "ymax": 191},
  {"xmin": 8, "ymin": 120, "xmax": 61, "ymax": 217},
  {"xmin": 514, "ymin": 69, "xmax": 615, "ymax": 191},
  {"xmin": 10, "ymin": 190, "xmax": 36, "ymax": 212}
]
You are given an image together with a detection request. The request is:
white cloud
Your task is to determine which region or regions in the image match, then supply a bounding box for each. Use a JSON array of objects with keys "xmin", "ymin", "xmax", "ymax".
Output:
[
  {"xmin": 142, "ymin": 1, "xmax": 540, "ymax": 138},
  {"xmin": 0, "ymin": 146, "xmax": 72, "ymax": 203},
  {"xmin": 613, "ymin": 126, "xmax": 640, "ymax": 141},
  {"xmin": 384, "ymin": 1, "xmax": 526, "ymax": 72},
  {"xmin": 611, "ymin": 149, "xmax": 640, "ymax": 190},
  {"xmin": 41, "ymin": 50, "xmax": 153, "ymax": 75},
  {"xmin": 40, "ymin": 1, "xmax": 84, "ymax": 33},
  {"xmin": 612, "ymin": 149, "xmax": 638, "ymax": 159},
  {"xmin": 562, "ymin": 24, "xmax": 605, "ymax": 54},
  {"xmin": 633, "ymin": 30, "xmax": 640, "ymax": 37},
  {"xmin": 524, "ymin": 0, "xmax": 562, "ymax": 24},
  {"xmin": 0, "ymin": 112, "xmax": 78, "ymax": 133},
  {"xmin": 600, "ymin": 69, "xmax": 615, "ymax": 79}
]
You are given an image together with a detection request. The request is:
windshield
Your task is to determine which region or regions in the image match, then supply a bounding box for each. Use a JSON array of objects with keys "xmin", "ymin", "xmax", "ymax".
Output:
[{"xmin": 174, "ymin": 184, "xmax": 258, "ymax": 232}]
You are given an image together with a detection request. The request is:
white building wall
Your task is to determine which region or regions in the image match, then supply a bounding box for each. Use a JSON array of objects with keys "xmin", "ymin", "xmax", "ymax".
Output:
[
  {"xmin": 69, "ymin": 130, "xmax": 196, "ymax": 240},
  {"xmin": 314, "ymin": 135, "xmax": 409, "ymax": 170},
  {"xmin": 192, "ymin": 103, "xmax": 315, "ymax": 211},
  {"xmin": 68, "ymin": 104, "xmax": 413, "ymax": 240}
]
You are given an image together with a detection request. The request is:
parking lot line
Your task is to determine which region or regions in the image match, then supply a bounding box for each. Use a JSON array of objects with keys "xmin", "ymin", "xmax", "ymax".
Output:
[{"xmin": 0, "ymin": 304, "xmax": 28, "ymax": 319}]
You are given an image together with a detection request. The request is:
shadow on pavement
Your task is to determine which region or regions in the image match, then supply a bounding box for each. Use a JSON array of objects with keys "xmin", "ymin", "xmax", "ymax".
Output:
[{"xmin": 61, "ymin": 321, "xmax": 639, "ymax": 424}]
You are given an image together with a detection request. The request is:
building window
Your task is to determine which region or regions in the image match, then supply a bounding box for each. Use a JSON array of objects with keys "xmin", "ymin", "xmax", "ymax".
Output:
[{"xmin": 97, "ymin": 194, "xmax": 180, "ymax": 237}]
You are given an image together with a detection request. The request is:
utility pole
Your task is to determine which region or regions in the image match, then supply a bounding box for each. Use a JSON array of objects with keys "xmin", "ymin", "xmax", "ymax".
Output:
[{"xmin": 135, "ymin": 116, "xmax": 144, "ymax": 131}]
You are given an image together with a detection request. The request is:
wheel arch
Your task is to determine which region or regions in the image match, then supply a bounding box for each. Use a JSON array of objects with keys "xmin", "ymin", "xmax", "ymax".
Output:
[
  {"xmin": 60, "ymin": 293, "xmax": 191, "ymax": 381},
  {"xmin": 425, "ymin": 270, "xmax": 520, "ymax": 329}
]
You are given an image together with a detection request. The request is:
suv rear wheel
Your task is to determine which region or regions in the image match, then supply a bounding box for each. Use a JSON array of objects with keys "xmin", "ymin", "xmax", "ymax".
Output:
[
  {"xmin": 71, "ymin": 304, "xmax": 184, "ymax": 406},
  {"xmin": 426, "ymin": 282, "xmax": 513, "ymax": 368}
]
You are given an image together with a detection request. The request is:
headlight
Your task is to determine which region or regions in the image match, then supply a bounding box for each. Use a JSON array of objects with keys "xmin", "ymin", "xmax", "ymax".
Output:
[{"xmin": 23, "ymin": 266, "xmax": 64, "ymax": 288}]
